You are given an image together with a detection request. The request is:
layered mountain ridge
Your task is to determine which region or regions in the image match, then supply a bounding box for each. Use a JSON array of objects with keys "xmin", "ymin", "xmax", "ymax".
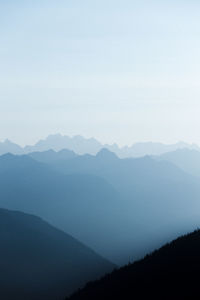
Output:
[
  {"xmin": 1, "ymin": 150, "xmax": 200, "ymax": 265},
  {"xmin": 0, "ymin": 134, "xmax": 199, "ymax": 157}
]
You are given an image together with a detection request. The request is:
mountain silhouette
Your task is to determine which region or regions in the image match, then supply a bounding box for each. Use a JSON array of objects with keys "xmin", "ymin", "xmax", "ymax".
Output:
[
  {"xmin": 0, "ymin": 208, "xmax": 114, "ymax": 300},
  {"xmin": 67, "ymin": 230, "xmax": 200, "ymax": 300}
]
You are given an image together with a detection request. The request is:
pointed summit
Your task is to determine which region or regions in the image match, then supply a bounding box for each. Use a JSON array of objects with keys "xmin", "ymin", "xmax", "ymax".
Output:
[{"xmin": 96, "ymin": 148, "xmax": 118, "ymax": 160}]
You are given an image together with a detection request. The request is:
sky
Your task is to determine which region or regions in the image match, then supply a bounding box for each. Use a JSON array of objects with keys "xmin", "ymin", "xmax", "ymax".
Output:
[{"xmin": 0, "ymin": 0, "xmax": 200, "ymax": 146}]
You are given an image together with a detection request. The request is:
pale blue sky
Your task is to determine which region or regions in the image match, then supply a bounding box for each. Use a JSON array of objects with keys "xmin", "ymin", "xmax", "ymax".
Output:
[{"xmin": 0, "ymin": 0, "xmax": 200, "ymax": 146}]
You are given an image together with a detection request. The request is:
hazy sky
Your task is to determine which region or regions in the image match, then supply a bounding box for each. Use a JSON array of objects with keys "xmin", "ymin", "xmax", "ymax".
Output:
[{"xmin": 0, "ymin": 0, "xmax": 200, "ymax": 146}]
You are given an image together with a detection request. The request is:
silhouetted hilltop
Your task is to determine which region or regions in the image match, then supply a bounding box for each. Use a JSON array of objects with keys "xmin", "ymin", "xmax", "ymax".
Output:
[
  {"xmin": 67, "ymin": 230, "xmax": 200, "ymax": 300},
  {"xmin": 0, "ymin": 208, "xmax": 114, "ymax": 300}
]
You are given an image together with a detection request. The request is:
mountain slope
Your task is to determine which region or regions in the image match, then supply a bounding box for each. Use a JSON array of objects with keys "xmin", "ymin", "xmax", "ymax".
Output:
[
  {"xmin": 0, "ymin": 208, "xmax": 114, "ymax": 300},
  {"xmin": 67, "ymin": 230, "xmax": 200, "ymax": 300}
]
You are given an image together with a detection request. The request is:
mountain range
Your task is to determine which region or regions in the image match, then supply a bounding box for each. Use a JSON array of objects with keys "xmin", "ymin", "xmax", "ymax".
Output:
[
  {"xmin": 1, "ymin": 138, "xmax": 200, "ymax": 298},
  {"xmin": 0, "ymin": 208, "xmax": 114, "ymax": 300},
  {"xmin": 0, "ymin": 134, "xmax": 199, "ymax": 157}
]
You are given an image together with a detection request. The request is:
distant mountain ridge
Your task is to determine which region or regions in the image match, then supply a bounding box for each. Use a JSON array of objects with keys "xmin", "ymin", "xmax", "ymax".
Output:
[{"xmin": 0, "ymin": 134, "xmax": 199, "ymax": 157}]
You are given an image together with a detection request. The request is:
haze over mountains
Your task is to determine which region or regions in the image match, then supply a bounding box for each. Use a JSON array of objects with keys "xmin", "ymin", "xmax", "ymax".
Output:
[
  {"xmin": 0, "ymin": 134, "xmax": 199, "ymax": 157},
  {"xmin": 1, "ymin": 135, "xmax": 200, "ymax": 298},
  {"xmin": 2, "ymin": 0, "xmax": 199, "ymax": 297}
]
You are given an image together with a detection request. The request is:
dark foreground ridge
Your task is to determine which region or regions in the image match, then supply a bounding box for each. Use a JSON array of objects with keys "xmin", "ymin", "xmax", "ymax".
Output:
[
  {"xmin": 0, "ymin": 208, "xmax": 114, "ymax": 300},
  {"xmin": 67, "ymin": 229, "xmax": 200, "ymax": 300}
]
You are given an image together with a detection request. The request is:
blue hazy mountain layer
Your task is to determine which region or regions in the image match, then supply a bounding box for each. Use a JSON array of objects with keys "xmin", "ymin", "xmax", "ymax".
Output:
[{"xmin": 1, "ymin": 151, "xmax": 200, "ymax": 265}]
